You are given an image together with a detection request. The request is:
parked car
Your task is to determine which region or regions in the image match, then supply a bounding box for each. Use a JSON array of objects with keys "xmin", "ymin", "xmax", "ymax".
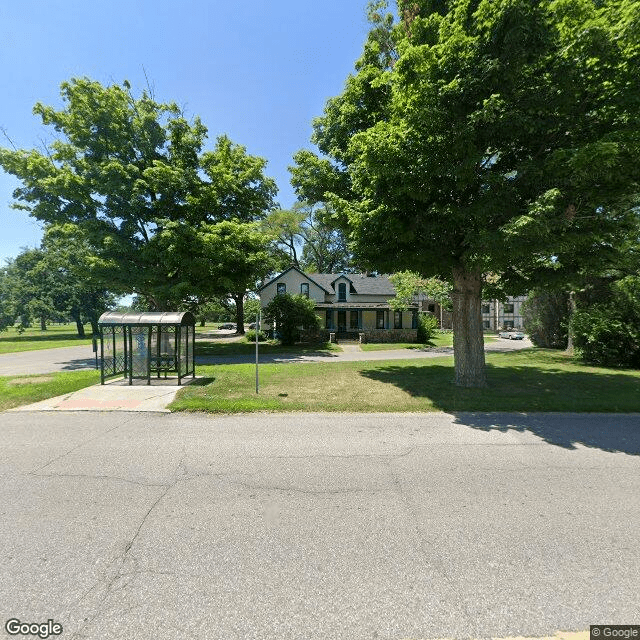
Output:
[
  {"xmin": 248, "ymin": 322, "xmax": 257, "ymax": 330},
  {"xmin": 499, "ymin": 330, "xmax": 525, "ymax": 340},
  {"xmin": 218, "ymin": 323, "xmax": 235, "ymax": 330}
]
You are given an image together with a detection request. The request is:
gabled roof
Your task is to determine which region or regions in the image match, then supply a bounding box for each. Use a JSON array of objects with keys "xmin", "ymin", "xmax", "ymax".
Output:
[
  {"xmin": 309, "ymin": 273, "xmax": 396, "ymax": 296},
  {"xmin": 258, "ymin": 265, "xmax": 333, "ymax": 294},
  {"xmin": 259, "ymin": 268, "xmax": 397, "ymax": 296}
]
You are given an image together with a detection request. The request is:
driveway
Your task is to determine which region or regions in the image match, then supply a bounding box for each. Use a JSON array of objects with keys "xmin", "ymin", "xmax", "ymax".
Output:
[
  {"xmin": 1, "ymin": 410, "xmax": 638, "ymax": 639},
  {"xmin": 0, "ymin": 338, "xmax": 533, "ymax": 375}
]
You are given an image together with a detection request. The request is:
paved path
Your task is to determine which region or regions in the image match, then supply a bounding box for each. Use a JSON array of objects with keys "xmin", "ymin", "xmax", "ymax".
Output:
[
  {"xmin": 0, "ymin": 344, "xmax": 98, "ymax": 376},
  {"xmin": 7, "ymin": 377, "xmax": 199, "ymax": 412},
  {"xmin": 197, "ymin": 337, "xmax": 533, "ymax": 365},
  {"xmin": 0, "ymin": 338, "xmax": 533, "ymax": 375},
  {"xmin": 0, "ymin": 411, "xmax": 638, "ymax": 639}
]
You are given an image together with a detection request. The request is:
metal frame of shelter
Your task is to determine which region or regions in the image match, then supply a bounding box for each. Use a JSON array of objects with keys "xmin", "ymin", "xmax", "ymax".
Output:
[{"xmin": 98, "ymin": 311, "xmax": 196, "ymax": 385}]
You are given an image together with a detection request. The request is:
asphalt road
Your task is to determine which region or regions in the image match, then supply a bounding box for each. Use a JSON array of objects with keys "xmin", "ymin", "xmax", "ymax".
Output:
[
  {"xmin": 0, "ymin": 337, "xmax": 533, "ymax": 375},
  {"xmin": 1, "ymin": 410, "xmax": 638, "ymax": 639}
]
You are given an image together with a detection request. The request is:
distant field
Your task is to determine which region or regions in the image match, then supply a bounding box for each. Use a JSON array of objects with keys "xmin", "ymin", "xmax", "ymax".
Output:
[{"xmin": 0, "ymin": 324, "xmax": 93, "ymax": 354}]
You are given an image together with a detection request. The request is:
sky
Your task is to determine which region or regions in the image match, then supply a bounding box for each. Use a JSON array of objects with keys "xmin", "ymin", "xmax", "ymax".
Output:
[{"xmin": 0, "ymin": 0, "xmax": 373, "ymax": 264}]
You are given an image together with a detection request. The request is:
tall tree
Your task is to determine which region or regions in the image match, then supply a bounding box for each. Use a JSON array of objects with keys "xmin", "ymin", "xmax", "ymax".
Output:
[
  {"xmin": 0, "ymin": 77, "xmax": 277, "ymax": 309},
  {"xmin": 1, "ymin": 227, "xmax": 114, "ymax": 335},
  {"xmin": 156, "ymin": 220, "xmax": 278, "ymax": 333},
  {"xmin": 263, "ymin": 201, "xmax": 354, "ymax": 273},
  {"xmin": 291, "ymin": 0, "xmax": 640, "ymax": 386}
]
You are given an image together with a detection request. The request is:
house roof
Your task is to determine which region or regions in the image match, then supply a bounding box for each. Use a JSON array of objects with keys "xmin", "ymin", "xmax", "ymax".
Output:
[
  {"xmin": 308, "ymin": 273, "xmax": 397, "ymax": 295},
  {"xmin": 259, "ymin": 268, "xmax": 398, "ymax": 296},
  {"xmin": 258, "ymin": 265, "xmax": 332, "ymax": 293}
]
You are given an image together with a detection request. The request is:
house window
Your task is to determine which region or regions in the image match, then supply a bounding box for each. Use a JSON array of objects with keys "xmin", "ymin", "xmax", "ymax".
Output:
[
  {"xmin": 338, "ymin": 282, "xmax": 347, "ymax": 301},
  {"xmin": 428, "ymin": 304, "xmax": 435, "ymax": 313},
  {"xmin": 412, "ymin": 311, "xmax": 418, "ymax": 329},
  {"xmin": 277, "ymin": 283, "xmax": 286, "ymax": 295},
  {"xmin": 394, "ymin": 311, "xmax": 402, "ymax": 329},
  {"xmin": 483, "ymin": 320, "xmax": 490, "ymax": 329},
  {"xmin": 504, "ymin": 320, "xmax": 514, "ymax": 329},
  {"xmin": 350, "ymin": 310, "xmax": 359, "ymax": 330},
  {"xmin": 376, "ymin": 310, "xmax": 385, "ymax": 329},
  {"xmin": 482, "ymin": 304, "xmax": 490, "ymax": 314},
  {"xmin": 300, "ymin": 283, "xmax": 309, "ymax": 298},
  {"xmin": 503, "ymin": 303, "xmax": 514, "ymax": 314}
]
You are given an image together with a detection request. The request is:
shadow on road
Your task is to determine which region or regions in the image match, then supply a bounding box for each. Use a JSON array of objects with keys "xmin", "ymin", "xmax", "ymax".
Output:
[
  {"xmin": 454, "ymin": 413, "xmax": 640, "ymax": 456},
  {"xmin": 359, "ymin": 361, "xmax": 640, "ymax": 455},
  {"xmin": 59, "ymin": 357, "xmax": 98, "ymax": 371}
]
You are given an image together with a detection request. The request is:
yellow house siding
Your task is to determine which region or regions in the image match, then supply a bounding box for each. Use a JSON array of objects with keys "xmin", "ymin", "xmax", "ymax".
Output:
[
  {"xmin": 362, "ymin": 310, "xmax": 377, "ymax": 330},
  {"xmin": 260, "ymin": 270, "xmax": 326, "ymax": 307}
]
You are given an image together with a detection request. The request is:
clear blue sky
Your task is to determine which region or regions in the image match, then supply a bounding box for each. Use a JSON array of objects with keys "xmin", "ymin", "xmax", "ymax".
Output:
[{"xmin": 0, "ymin": 0, "xmax": 372, "ymax": 263}]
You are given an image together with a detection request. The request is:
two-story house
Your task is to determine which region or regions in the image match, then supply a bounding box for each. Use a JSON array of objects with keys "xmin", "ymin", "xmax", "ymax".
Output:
[{"xmin": 258, "ymin": 266, "xmax": 418, "ymax": 342}]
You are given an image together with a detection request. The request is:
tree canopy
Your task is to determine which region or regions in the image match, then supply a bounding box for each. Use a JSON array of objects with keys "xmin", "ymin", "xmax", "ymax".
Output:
[
  {"xmin": 291, "ymin": 0, "xmax": 640, "ymax": 386},
  {"xmin": 263, "ymin": 201, "xmax": 354, "ymax": 274},
  {"xmin": 1, "ymin": 224, "xmax": 114, "ymax": 334},
  {"xmin": 0, "ymin": 77, "xmax": 278, "ymax": 310}
]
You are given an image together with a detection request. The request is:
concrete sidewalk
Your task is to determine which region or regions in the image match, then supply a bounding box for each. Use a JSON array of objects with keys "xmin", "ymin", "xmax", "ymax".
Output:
[{"xmin": 8, "ymin": 377, "xmax": 199, "ymax": 412}]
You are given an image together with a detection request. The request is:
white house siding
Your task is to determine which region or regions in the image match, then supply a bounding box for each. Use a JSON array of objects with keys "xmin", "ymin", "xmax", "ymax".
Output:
[{"xmin": 260, "ymin": 271, "xmax": 326, "ymax": 307}]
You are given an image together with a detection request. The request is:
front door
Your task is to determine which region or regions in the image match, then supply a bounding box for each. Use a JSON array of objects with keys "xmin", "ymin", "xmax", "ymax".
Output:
[{"xmin": 337, "ymin": 310, "xmax": 347, "ymax": 332}]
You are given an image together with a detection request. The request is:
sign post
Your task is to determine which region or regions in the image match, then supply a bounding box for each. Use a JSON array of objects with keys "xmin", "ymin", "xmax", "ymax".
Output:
[{"xmin": 255, "ymin": 310, "xmax": 260, "ymax": 394}]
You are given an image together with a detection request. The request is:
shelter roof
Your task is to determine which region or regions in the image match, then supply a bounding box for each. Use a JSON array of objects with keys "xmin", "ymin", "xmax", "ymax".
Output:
[{"xmin": 98, "ymin": 311, "xmax": 195, "ymax": 326}]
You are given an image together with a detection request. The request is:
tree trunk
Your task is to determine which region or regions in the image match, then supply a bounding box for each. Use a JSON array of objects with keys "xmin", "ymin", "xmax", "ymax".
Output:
[
  {"xmin": 200, "ymin": 318, "xmax": 206, "ymax": 327},
  {"xmin": 71, "ymin": 311, "xmax": 85, "ymax": 337},
  {"xmin": 234, "ymin": 294, "xmax": 245, "ymax": 334},
  {"xmin": 451, "ymin": 267, "xmax": 486, "ymax": 387},
  {"xmin": 565, "ymin": 290, "xmax": 577, "ymax": 355},
  {"xmin": 40, "ymin": 316, "xmax": 47, "ymax": 331}
]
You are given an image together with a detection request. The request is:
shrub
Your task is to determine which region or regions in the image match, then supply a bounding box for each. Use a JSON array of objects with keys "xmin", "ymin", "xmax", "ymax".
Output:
[
  {"xmin": 571, "ymin": 276, "xmax": 640, "ymax": 368},
  {"xmin": 245, "ymin": 329, "xmax": 267, "ymax": 342},
  {"xmin": 522, "ymin": 289, "xmax": 569, "ymax": 349},
  {"xmin": 417, "ymin": 313, "xmax": 439, "ymax": 343},
  {"xmin": 263, "ymin": 293, "xmax": 320, "ymax": 346}
]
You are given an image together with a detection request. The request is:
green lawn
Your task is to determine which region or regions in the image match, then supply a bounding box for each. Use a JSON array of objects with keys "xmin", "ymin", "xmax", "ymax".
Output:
[
  {"xmin": 195, "ymin": 340, "xmax": 340, "ymax": 357},
  {"xmin": 0, "ymin": 324, "xmax": 93, "ymax": 354},
  {"xmin": 170, "ymin": 349, "xmax": 640, "ymax": 414},
  {"xmin": 360, "ymin": 333, "xmax": 495, "ymax": 351},
  {"xmin": 0, "ymin": 322, "xmax": 235, "ymax": 355},
  {"xmin": 0, "ymin": 370, "xmax": 100, "ymax": 412}
]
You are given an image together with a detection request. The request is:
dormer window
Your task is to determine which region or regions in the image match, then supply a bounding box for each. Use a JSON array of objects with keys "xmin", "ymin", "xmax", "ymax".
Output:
[
  {"xmin": 338, "ymin": 282, "xmax": 347, "ymax": 301},
  {"xmin": 301, "ymin": 283, "xmax": 309, "ymax": 298}
]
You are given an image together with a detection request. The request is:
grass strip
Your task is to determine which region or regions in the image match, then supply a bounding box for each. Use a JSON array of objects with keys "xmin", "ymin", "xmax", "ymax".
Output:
[
  {"xmin": 170, "ymin": 349, "xmax": 640, "ymax": 414},
  {"xmin": 360, "ymin": 334, "xmax": 496, "ymax": 351},
  {"xmin": 0, "ymin": 370, "xmax": 100, "ymax": 411},
  {"xmin": 195, "ymin": 341, "xmax": 340, "ymax": 357}
]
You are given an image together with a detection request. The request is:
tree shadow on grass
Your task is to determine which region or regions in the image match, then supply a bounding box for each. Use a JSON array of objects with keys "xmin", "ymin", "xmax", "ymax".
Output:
[
  {"xmin": 188, "ymin": 377, "xmax": 215, "ymax": 386},
  {"xmin": 359, "ymin": 362, "xmax": 640, "ymax": 455}
]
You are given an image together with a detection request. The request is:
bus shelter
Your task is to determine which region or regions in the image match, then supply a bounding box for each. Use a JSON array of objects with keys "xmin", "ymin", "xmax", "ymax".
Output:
[{"xmin": 98, "ymin": 311, "xmax": 195, "ymax": 385}]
